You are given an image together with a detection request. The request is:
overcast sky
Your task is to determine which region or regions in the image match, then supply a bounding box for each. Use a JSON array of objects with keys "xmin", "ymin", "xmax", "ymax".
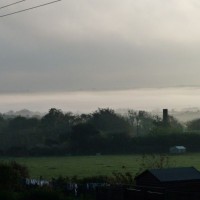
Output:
[{"xmin": 1, "ymin": 0, "xmax": 200, "ymax": 94}]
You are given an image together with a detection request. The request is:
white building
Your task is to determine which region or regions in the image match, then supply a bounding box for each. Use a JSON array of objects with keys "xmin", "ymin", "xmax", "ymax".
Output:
[{"xmin": 169, "ymin": 146, "xmax": 186, "ymax": 154}]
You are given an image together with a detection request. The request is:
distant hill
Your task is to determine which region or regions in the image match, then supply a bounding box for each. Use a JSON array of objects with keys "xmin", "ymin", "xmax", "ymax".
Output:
[{"xmin": 4, "ymin": 109, "xmax": 43, "ymax": 118}]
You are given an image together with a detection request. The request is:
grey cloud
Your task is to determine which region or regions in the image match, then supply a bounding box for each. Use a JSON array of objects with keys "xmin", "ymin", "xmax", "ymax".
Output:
[{"xmin": 1, "ymin": 0, "xmax": 200, "ymax": 93}]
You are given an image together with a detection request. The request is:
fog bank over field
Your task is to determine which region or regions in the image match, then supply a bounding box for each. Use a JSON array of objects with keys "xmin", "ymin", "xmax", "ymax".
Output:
[{"xmin": 1, "ymin": 87, "xmax": 200, "ymax": 116}]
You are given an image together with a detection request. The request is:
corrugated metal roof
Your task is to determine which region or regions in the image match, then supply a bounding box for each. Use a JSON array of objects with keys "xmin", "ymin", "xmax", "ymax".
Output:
[{"xmin": 148, "ymin": 167, "xmax": 200, "ymax": 182}]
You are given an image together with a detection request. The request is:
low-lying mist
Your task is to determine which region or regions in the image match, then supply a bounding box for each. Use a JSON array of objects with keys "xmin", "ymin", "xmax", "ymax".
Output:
[{"xmin": 1, "ymin": 87, "xmax": 200, "ymax": 113}]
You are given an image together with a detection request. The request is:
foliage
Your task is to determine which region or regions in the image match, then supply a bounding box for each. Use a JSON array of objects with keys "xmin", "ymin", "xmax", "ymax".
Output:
[
  {"xmin": 51, "ymin": 173, "xmax": 134, "ymax": 186},
  {"xmin": 41, "ymin": 108, "xmax": 70, "ymax": 145},
  {"xmin": 70, "ymin": 123, "xmax": 101, "ymax": 154},
  {"xmin": 22, "ymin": 188, "xmax": 65, "ymax": 200},
  {"xmin": 0, "ymin": 107, "xmax": 199, "ymax": 156},
  {"xmin": 187, "ymin": 118, "xmax": 200, "ymax": 131},
  {"xmin": 151, "ymin": 115, "xmax": 183, "ymax": 135},
  {"xmin": 110, "ymin": 172, "xmax": 134, "ymax": 184},
  {"xmin": 0, "ymin": 161, "xmax": 29, "ymax": 190},
  {"xmin": 89, "ymin": 108, "xmax": 132, "ymax": 133},
  {"xmin": 137, "ymin": 154, "xmax": 176, "ymax": 174},
  {"xmin": 126, "ymin": 110, "xmax": 154, "ymax": 136}
]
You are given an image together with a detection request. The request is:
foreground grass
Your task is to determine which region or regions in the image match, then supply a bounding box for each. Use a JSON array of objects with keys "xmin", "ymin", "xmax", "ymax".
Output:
[{"xmin": 1, "ymin": 153, "xmax": 200, "ymax": 180}]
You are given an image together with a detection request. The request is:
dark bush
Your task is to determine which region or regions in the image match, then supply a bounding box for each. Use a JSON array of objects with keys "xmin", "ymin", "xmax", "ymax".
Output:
[
  {"xmin": 0, "ymin": 161, "xmax": 29, "ymax": 190},
  {"xmin": 21, "ymin": 188, "xmax": 65, "ymax": 200}
]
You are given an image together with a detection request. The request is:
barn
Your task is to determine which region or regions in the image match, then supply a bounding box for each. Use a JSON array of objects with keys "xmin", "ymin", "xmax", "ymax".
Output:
[
  {"xmin": 128, "ymin": 167, "xmax": 200, "ymax": 200},
  {"xmin": 135, "ymin": 167, "xmax": 200, "ymax": 190},
  {"xmin": 97, "ymin": 167, "xmax": 200, "ymax": 200}
]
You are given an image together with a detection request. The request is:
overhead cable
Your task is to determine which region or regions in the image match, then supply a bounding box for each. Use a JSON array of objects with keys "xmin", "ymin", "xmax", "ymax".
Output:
[
  {"xmin": 0, "ymin": 0, "xmax": 26, "ymax": 10},
  {"xmin": 0, "ymin": 0, "xmax": 62, "ymax": 18}
]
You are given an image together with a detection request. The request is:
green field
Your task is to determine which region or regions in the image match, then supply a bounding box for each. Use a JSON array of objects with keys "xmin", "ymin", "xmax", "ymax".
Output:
[{"xmin": 1, "ymin": 154, "xmax": 200, "ymax": 180}]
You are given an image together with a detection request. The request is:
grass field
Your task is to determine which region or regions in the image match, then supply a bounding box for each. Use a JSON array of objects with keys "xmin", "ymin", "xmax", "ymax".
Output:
[{"xmin": 1, "ymin": 153, "xmax": 200, "ymax": 180}]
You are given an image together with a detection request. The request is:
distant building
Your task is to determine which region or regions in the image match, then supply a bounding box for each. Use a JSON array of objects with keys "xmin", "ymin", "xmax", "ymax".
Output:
[
  {"xmin": 135, "ymin": 167, "xmax": 200, "ymax": 188},
  {"xmin": 169, "ymin": 146, "xmax": 186, "ymax": 154}
]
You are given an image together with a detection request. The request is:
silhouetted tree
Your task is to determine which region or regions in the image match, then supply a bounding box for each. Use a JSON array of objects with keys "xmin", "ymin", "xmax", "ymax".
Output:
[
  {"xmin": 89, "ymin": 108, "xmax": 131, "ymax": 134},
  {"xmin": 187, "ymin": 118, "xmax": 200, "ymax": 131},
  {"xmin": 70, "ymin": 123, "xmax": 101, "ymax": 154},
  {"xmin": 0, "ymin": 161, "xmax": 29, "ymax": 190},
  {"xmin": 151, "ymin": 115, "xmax": 183, "ymax": 135},
  {"xmin": 127, "ymin": 110, "xmax": 154, "ymax": 136},
  {"xmin": 41, "ymin": 108, "xmax": 68, "ymax": 145}
]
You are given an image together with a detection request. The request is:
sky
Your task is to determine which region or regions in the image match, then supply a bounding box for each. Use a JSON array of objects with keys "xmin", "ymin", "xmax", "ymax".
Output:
[
  {"xmin": 1, "ymin": 0, "xmax": 200, "ymax": 111},
  {"xmin": 1, "ymin": 87, "xmax": 200, "ymax": 113}
]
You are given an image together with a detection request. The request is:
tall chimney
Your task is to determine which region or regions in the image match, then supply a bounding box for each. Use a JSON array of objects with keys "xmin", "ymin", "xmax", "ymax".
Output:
[{"xmin": 163, "ymin": 109, "xmax": 168, "ymax": 126}]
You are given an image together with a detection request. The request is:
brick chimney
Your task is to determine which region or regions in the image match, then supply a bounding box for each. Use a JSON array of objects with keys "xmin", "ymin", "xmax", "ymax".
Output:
[{"xmin": 163, "ymin": 109, "xmax": 169, "ymax": 126}]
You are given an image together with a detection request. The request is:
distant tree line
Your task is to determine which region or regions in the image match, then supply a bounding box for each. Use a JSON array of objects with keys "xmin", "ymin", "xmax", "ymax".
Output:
[{"xmin": 0, "ymin": 108, "xmax": 200, "ymax": 156}]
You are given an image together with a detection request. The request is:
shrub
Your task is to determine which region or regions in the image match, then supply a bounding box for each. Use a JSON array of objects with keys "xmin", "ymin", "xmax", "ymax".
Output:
[
  {"xmin": 137, "ymin": 154, "xmax": 176, "ymax": 174},
  {"xmin": 0, "ymin": 161, "xmax": 29, "ymax": 190}
]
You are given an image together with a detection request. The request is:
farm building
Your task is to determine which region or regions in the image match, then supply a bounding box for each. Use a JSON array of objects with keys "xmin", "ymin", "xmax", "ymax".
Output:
[
  {"xmin": 169, "ymin": 146, "xmax": 186, "ymax": 154},
  {"xmin": 135, "ymin": 167, "xmax": 200, "ymax": 189},
  {"xmin": 97, "ymin": 167, "xmax": 200, "ymax": 200},
  {"xmin": 127, "ymin": 167, "xmax": 200, "ymax": 200}
]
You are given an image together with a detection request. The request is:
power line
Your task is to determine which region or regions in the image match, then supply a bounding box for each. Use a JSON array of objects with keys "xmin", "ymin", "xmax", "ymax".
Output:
[
  {"xmin": 0, "ymin": 0, "xmax": 26, "ymax": 10},
  {"xmin": 0, "ymin": 0, "xmax": 62, "ymax": 18}
]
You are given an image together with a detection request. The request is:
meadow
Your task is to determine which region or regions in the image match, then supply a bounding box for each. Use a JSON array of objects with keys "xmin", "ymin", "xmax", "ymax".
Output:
[{"xmin": 1, "ymin": 153, "xmax": 200, "ymax": 180}]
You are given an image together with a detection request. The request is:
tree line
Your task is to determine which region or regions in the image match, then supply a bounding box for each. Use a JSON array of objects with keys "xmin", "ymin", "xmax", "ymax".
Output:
[{"xmin": 0, "ymin": 108, "xmax": 200, "ymax": 156}]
